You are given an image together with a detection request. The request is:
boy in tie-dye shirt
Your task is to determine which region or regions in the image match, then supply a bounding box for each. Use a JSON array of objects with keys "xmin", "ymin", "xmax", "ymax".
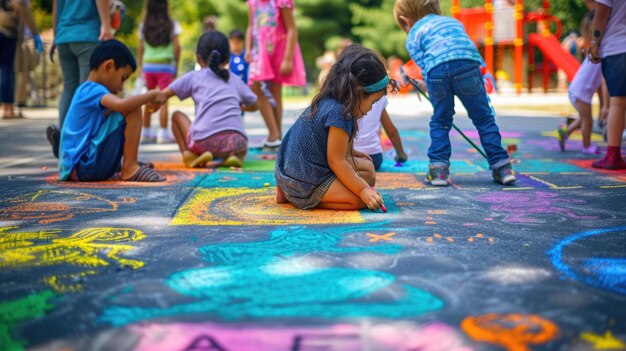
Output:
[{"xmin": 394, "ymin": 0, "xmax": 515, "ymax": 186}]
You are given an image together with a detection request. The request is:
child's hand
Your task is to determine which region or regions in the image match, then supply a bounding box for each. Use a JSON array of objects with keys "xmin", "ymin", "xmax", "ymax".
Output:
[
  {"xmin": 244, "ymin": 52, "xmax": 251, "ymax": 63},
  {"xmin": 152, "ymin": 90, "xmax": 167, "ymax": 105},
  {"xmin": 280, "ymin": 58, "xmax": 293, "ymax": 76},
  {"xmin": 359, "ymin": 188, "xmax": 382, "ymax": 211},
  {"xmin": 395, "ymin": 152, "xmax": 408, "ymax": 163}
]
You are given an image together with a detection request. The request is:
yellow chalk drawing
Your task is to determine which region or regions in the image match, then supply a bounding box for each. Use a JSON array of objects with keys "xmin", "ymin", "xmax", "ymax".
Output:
[
  {"xmin": 580, "ymin": 331, "xmax": 626, "ymax": 350},
  {"xmin": 0, "ymin": 190, "xmax": 119, "ymax": 224},
  {"xmin": 170, "ymin": 188, "xmax": 364, "ymax": 226},
  {"xmin": 0, "ymin": 226, "xmax": 146, "ymax": 293}
]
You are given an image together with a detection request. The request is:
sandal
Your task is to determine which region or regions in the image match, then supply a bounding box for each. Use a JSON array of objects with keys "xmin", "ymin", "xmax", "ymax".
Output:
[
  {"xmin": 223, "ymin": 155, "xmax": 243, "ymax": 168},
  {"xmin": 123, "ymin": 166, "xmax": 166, "ymax": 182},
  {"xmin": 183, "ymin": 150, "xmax": 213, "ymax": 168}
]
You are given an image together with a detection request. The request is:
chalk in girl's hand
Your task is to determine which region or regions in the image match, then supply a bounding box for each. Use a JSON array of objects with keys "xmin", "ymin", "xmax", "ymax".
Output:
[{"xmin": 380, "ymin": 202, "xmax": 387, "ymax": 213}]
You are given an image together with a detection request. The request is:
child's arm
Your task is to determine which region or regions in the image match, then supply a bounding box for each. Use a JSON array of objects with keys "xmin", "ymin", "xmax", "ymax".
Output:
[
  {"xmin": 241, "ymin": 102, "xmax": 259, "ymax": 112},
  {"xmin": 328, "ymin": 127, "xmax": 382, "ymax": 209},
  {"xmin": 380, "ymin": 109, "xmax": 408, "ymax": 162},
  {"xmin": 101, "ymin": 90, "xmax": 166, "ymax": 116},
  {"xmin": 279, "ymin": 6, "xmax": 297, "ymax": 75},
  {"xmin": 244, "ymin": 7, "xmax": 254, "ymax": 63}
]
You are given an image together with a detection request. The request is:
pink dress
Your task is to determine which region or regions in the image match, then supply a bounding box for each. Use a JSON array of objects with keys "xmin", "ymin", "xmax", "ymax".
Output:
[{"xmin": 247, "ymin": 0, "xmax": 306, "ymax": 86}]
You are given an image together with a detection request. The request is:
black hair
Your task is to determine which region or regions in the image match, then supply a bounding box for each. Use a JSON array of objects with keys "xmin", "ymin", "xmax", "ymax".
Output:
[
  {"xmin": 1, "ymin": 0, "xmax": 12, "ymax": 10},
  {"xmin": 229, "ymin": 30, "xmax": 245, "ymax": 41},
  {"xmin": 197, "ymin": 31, "xmax": 230, "ymax": 82},
  {"xmin": 142, "ymin": 0, "xmax": 174, "ymax": 47},
  {"xmin": 89, "ymin": 39, "xmax": 137, "ymax": 72},
  {"xmin": 310, "ymin": 44, "xmax": 397, "ymax": 139}
]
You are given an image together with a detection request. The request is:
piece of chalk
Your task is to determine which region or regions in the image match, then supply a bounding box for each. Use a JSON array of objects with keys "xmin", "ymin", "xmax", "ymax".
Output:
[
  {"xmin": 264, "ymin": 182, "xmax": 270, "ymax": 187},
  {"xmin": 41, "ymin": 166, "xmax": 48, "ymax": 171},
  {"xmin": 380, "ymin": 203, "xmax": 387, "ymax": 213}
]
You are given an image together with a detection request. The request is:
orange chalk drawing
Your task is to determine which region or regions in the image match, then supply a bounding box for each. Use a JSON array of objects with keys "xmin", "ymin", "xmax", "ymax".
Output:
[
  {"xmin": 0, "ymin": 226, "xmax": 146, "ymax": 293},
  {"xmin": 46, "ymin": 169, "xmax": 196, "ymax": 189},
  {"xmin": 376, "ymin": 173, "xmax": 424, "ymax": 189},
  {"xmin": 461, "ymin": 314, "xmax": 559, "ymax": 351},
  {"xmin": 0, "ymin": 190, "xmax": 119, "ymax": 224},
  {"xmin": 367, "ymin": 232, "xmax": 396, "ymax": 242},
  {"xmin": 424, "ymin": 233, "xmax": 496, "ymax": 245}
]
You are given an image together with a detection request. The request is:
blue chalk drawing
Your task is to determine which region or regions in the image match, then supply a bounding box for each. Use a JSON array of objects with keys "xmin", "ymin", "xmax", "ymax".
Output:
[
  {"xmin": 379, "ymin": 159, "xmax": 484, "ymax": 173},
  {"xmin": 514, "ymin": 159, "xmax": 586, "ymax": 173},
  {"xmin": 100, "ymin": 221, "xmax": 443, "ymax": 325},
  {"xmin": 193, "ymin": 172, "xmax": 276, "ymax": 188},
  {"xmin": 548, "ymin": 226, "xmax": 626, "ymax": 295}
]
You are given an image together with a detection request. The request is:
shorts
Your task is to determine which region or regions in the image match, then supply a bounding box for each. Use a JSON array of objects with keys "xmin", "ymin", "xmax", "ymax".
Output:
[
  {"xmin": 74, "ymin": 113, "xmax": 126, "ymax": 181},
  {"xmin": 602, "ymin": 53, "xmax": 626, "ymax": 97},
  {"xmin": 143, "ymin": 63, "xmax": 175, "ymax": 90},
  {"xmin": 187, "ymin": 130, "xmax": 248, "ymax": 159},
  {"xmin": 282, "ymin": 175, "xmax": 335, "ymax": 210},
  {"xmin": 568, "ymin": 58, "xmax": 602, "ymax": 106},
  {"xmin": 370, "ymin": 153, "xmax": 383, "ymax": 170}
]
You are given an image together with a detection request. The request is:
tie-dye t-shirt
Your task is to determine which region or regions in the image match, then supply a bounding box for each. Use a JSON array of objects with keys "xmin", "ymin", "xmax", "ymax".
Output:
[{"xmin": 405, "ymin": 14, "xmax": 483, "ymax": 78}]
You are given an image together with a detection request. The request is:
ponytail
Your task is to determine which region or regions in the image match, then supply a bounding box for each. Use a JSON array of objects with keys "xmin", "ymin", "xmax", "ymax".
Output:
[
  {"xmin": 209, "ymin": 50, "xmax": 230, "ymax": 82},
  {"xmin": 196, "ymin": 31, "xmax": 231, "ymax": 82}
]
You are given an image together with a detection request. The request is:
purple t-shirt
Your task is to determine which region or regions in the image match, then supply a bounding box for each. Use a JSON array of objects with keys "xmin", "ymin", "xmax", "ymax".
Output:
[
  {"xmin": 170, "ymin": 69, "xmax": 257, "ymax": 140},
  {"xmin": 597, "ymin": 0, "xmax": 626, "ymax": 57}
]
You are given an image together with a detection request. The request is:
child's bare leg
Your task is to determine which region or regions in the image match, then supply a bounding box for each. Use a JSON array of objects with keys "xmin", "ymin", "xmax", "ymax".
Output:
[
  {"xmin": 251, "ymin": 81, "xmax": 281, "ymax": 142},
  {"xmin": 607, "ymin": 97, "xmax": 626, "ymax": 147},
  {"xmin": 318, "ymin": 179, "xmax": 366, "ymax": 210},
  {"xmin": 171, "ymin": 111, "xmax": 191, "ymax": 153},
  {"xmin": 575, "ymin": 100, "xmax": 593, "ymax": 148},
  {"xmin": 159, "ymin": 102, "xmax": 169, "ymax": 129},
  {"xmin": 276, "ymin": 185, "xmax": 288, "ymax": 204},
  {"xmin": 270, "ymin": 81, "xmax": 283, "ymax": 137},
  {"xmin": 121, "ymin": 108, "xmax": 143, "ymax": 179},
  {"xmin": 349, "ymin": 156, "xmax": 376, "ymax": 187},
  {"xmin": 142, "ymin": 105, "xmax": 151, "ymax": 128},
  {"xmin": 566, "ymin": 116, "xmax": 582, "ymax": 137}
]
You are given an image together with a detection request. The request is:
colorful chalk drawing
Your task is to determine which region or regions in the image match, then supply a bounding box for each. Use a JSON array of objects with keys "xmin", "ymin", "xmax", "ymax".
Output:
[
  {"xmin": 170, "ymin": 188, "xmax": 365, "ymax": 226},
  {"xmin": 127, "ymin": 321, "xmax": 472, "ymax": 351},
  {"xmin": 580, "ymin": 330, "xmax": 626, "ymax": 350},
  {"xmin": 100, "ymin": 222, "xmax": 443, "ymax": 325},
  {"xmin": 379, "ymin": 159, "xmax": 484, "ymax": 173},
  {"xmin": 0, "ymin": 226, "xmax": 146, "ymax": 293},
  {"xmin": 461, "ymin": 314, "xmax": 559, "ymax": 351},
  {"xmin": 548, "ymin": 226, "xmax": 626, "ymax": 295},
  {"xmin": 424, "ymin": 233, "xmax": 496, "ymax": 244},
  {"xmin": 190, "ymin": 171, "xmax": 276, "ymax": 189},
  {"xmin": 0, "ymin": 291, "xmax": 56, "ymax": 351},
  {"xmin": 376, "ymin": 173, "xmax": 424, "ymax": 189},
  {"xmin": 46, "ymin": 170, "xmax": 196, "ymax": 188},
  {"xmin": 475, "ymin": 191, "xmax": 598, "ymax": 224},
  {"xmin": 0, "ymin": 190, "xmax": 119, "ymax": 224}
]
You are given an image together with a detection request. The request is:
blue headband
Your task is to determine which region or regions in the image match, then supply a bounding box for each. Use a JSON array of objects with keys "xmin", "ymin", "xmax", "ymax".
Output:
[{"xmin": 363, "ymin": 76, "xmax": 390, "ymax": 93}]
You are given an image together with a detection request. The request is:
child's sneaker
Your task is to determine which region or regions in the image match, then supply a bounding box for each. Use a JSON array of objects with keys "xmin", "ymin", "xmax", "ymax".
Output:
[
  {"xmin": 156, "ymin": 128, "xmax": 174, "ymax": 144},
  {"xmin": 556, "ymin": 124, "xmax": 568, "ymax": 151},
  {"xmin": 492, "ymin": 163, "xmax": 516, "ymax": 185},
  {"xmin": 426, "ymin": 165, "xmax": 449, "ymax": 186},
  {"xmin": 46, "ymin": 124, "xmax": 60, "ymax": 158},
  {"xmin": 141, "ymin": 127, "xmax": 156, "ymax": 143},
  {"xmin": 581, "ymin": 145, "xmax": 601, "ymax": 155}
]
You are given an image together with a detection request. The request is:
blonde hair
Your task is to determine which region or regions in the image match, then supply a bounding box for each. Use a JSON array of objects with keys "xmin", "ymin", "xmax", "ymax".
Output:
[{"xmin": 393, "ymin": 0, "xmax": 441, "ymax": 27}]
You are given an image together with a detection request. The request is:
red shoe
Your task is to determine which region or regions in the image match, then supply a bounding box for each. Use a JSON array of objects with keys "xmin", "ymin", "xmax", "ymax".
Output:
[{"xmin": 592, "ymin": 146, "xmax": 626, "ymax": 170}]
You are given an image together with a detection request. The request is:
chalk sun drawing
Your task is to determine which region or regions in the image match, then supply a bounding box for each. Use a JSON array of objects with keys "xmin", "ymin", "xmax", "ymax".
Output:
[
  {"xmin": 0, "ymin": 290, "xmax": 56, "ymax": 351},
  {"xmin": 475, "ymin": 191, "xmax": 598, "ymax": 223},
  {"xmin": 0, "ymin": 226, "xmax": 146, "ymax": 293},
  {"xmin": 461, "ymin": 314, "xmax": 559, "ymax": 351},
  {"xmin": 170, "ymin": 188, "xmax": 365, "ymax": 226},
  {"xmin": 100, "ymin": 221, "xmax": 443, "ymax": 325},
  {"xmin": 0, "ymin": 190, "xmax": 119, "ymax": 224},
  {"xmin": 548, "ymin": 226, "xmax": 626, "ymax": 295}
]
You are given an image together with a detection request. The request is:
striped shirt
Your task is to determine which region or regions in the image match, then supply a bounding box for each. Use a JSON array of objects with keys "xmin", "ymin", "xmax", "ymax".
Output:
[{"xmin": 406, "ymin": 14, "xmax": 483, "ymax": 78}]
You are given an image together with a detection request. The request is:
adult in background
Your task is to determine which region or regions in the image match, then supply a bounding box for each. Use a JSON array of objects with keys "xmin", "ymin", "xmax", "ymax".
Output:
[
  {"xmin": 0, "ymin": 0, "xmax": 41, "ymax": 119},
  {"xmin": 46, "ymin": 0, "xmax": 112, "ymax": 158},
  {"xmin": 589, "ymin": 0, "xmax": 626, "ymax": 169}
]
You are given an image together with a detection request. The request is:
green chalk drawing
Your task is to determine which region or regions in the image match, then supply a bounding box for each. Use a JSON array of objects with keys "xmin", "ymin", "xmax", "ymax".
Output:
[{"xmin": 0, "ymin": 291, "xmax": 56, "ymax": 351}]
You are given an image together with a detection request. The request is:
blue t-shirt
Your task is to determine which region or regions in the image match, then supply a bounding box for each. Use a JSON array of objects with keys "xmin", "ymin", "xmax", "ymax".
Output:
[
  {"xmin": 229, "ymin": 51, "xmax": 249, "ymax": 84},
  {"xmin": 54, "ymin": 0, "xmax": 101, "ymax": 45},
  {"xmin": 406, "ymin": 14, "xmax": 483, "ymax": 78},
  {"xmin": 275, "ymin": 98, "xmax": 354, "ymax": 198},
  {"xmin": 59, "ymin": 81, "xmax": 112, "ymax": 180}
]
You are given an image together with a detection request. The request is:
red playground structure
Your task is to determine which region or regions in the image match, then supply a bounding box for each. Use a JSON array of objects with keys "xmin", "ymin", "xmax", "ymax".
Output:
[{"xmin": 452, "ymin": 0, "xmax": 580, "ymax": 94}]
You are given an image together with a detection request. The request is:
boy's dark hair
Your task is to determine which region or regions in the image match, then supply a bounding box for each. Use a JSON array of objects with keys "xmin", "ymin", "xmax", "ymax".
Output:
[
  {"xmin": 89, "ymin": 39, "xmax": 137, "ymax": 72},
  {"xmin": 197, "ymin": 31, "xmax": 230, "ymax": 82},
  {"xmin": 142, "ymin": 0, "xmax": 174, "ymax": 47},
  {"xmin": 229, "ymin": 30, "xmax": 245, "ymax": 41},
  {"xmin": 310, "ymin": 44, "xmax": 397, "ymax": 140}
]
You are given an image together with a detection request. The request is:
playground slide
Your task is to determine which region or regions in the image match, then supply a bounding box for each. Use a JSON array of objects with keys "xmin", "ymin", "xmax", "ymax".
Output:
[{"xmin": 528, "ymin": 33, "xmax": 580, "ymax": 82}]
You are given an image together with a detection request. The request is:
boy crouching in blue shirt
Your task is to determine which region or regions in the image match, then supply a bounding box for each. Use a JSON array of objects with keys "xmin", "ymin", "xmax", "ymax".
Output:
[
  {"xmin": 394, "ymin": 0, "xmax": 515, "ymax": 186},
  {"xmin": 59, "ymin": 40, "xmax": 167, "ymax": 182}
]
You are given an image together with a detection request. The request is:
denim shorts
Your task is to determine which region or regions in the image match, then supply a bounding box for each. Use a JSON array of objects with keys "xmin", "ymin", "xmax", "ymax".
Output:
[{"xmin": 602, "ymin": 53, "xmax": 626, "ymax": 97}]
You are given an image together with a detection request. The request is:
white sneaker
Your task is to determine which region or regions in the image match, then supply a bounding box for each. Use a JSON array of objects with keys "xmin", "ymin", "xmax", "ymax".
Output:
[
  {"xmin": 156, "ymin": 129, "xmax": 175, "ymax": 144},
  {"xmin": 262, "ymin": 138, "xmax": 282, "ymax": 148}
]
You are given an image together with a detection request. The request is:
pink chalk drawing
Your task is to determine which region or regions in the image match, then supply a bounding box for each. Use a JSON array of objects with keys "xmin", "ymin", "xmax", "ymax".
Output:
[
  {"xmin": 475, "ymin": 191, "xmax": 598, "ymax": 224},
  {"xmin": 129, "ymin": 322, "xmax": 473, "ymax": 351}
]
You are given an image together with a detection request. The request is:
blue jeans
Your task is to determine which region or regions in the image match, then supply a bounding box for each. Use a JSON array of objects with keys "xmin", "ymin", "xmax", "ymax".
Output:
[
  {"xmin": 0, "ymin": 33, "xmax": 17, "ymax": 104},
  {"xmin": 426, "ymin": 60, "xmax": 509, "ymax": 170},
  {"xmin": 58, "ymin": 42, "xmax": 97, "ymax": 127}
]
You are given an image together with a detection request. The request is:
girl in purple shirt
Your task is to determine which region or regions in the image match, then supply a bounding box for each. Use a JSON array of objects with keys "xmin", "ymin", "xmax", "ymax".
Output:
[{"xmin": 162, "ymin": 31, "xmax": 259, "ymax": 168}]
